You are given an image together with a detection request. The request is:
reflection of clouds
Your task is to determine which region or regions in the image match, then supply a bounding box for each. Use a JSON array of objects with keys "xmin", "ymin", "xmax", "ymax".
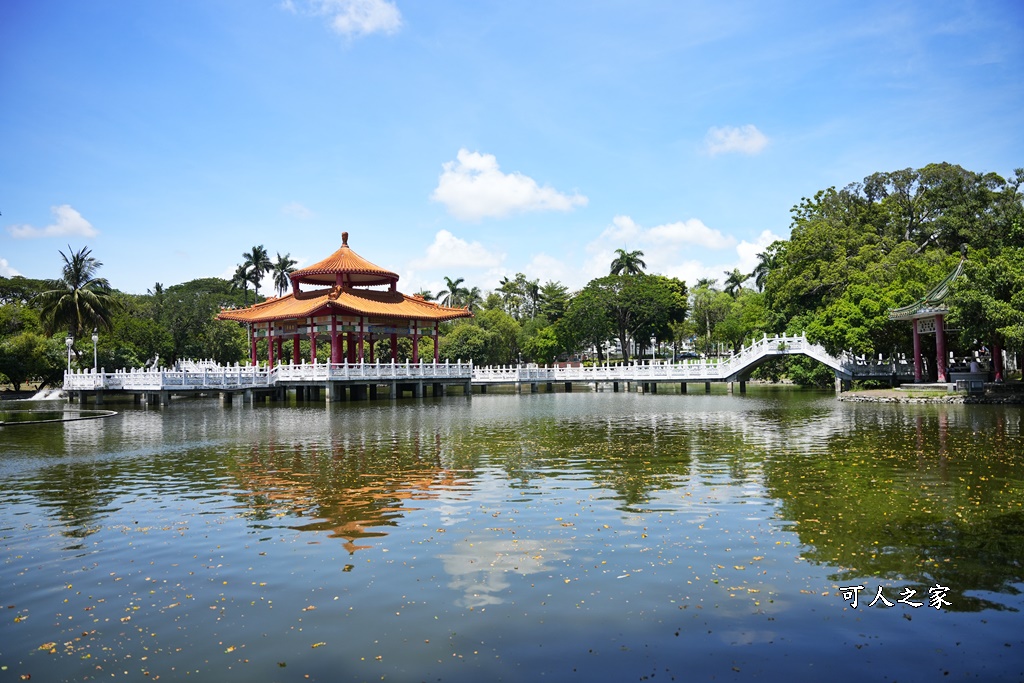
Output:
[{"xmin": 440, "ymin": 538, "xmax": 570, "ymax": 608}]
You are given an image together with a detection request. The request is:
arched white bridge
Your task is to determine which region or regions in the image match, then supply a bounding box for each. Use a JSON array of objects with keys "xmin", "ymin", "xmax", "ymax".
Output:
[{"xmin": 64, "ymin": 334, "xmax": 908, "ymax": 404}]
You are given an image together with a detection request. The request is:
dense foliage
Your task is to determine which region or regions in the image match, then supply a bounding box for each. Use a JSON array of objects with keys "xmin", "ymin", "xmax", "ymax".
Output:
[{"xmin": 2, "ymin": 162, "xmax": 1021, "ymax": 391}]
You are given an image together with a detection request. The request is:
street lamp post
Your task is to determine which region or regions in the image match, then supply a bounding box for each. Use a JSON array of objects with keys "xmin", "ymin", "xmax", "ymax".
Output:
[
  {"xmin": 65, "ymin": 333, "xmax": 74, "ymax": 372},
  {"xmin": 92, "ymin": 328, "xmax": 99, "ymax": 370}
]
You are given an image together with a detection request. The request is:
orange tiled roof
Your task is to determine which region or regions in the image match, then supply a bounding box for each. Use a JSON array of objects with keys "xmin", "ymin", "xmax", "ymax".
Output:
[
  {"xmin": 218, "ymin": 286, "xmax": 472, "ymax": 324},
  {"xmin": 290, "ymin": 232, "xmax": 399, "ymax": 288}
]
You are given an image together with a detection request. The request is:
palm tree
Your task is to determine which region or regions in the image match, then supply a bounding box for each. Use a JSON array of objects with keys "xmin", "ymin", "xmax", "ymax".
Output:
[
  {"xmin": 241, "ymin": 245, "xmax": 272, "ymax": 301},
  {"xmin": 610, "ymin": 248, "xmax": 646, "ymax": 275},
  {"xmin": 463, "ymin": 286, "xmax": 483, "ymax": 311},
  {"xmin": 35, "ymin": 246, "xmax": 122, "ymax": 358},
  {"xmin": 751, "ymin": 244, "xmax": 782, "ymax": 292},
  {"xmin": 723, "ymin": 268, "xmax": 750, "ymax": 298},
  {"xmin": 437, "ymin": 276, "xmax": 466, "ymax": 308},
  {"xmin": 272, "ymin": 252, "xmax": 297, "ymax": 297},
  {"xmin": 230, "ymin": 264, "xmax": 252, "ymax": 306}
]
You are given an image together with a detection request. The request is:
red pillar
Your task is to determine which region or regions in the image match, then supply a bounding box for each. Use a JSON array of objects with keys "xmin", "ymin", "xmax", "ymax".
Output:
[
  {"xmin": 993, "ymin": 339, "xmax": 1004, "ymax": 382},
  {"xmin": 331, "ymin": 315, "xmax": 341, "ymax": 364},
  {"xmin": 358, "ymin": 317, "xmax": 365, "ymax": 362},
  {"xmin": 391, "ymin": 333, "xmax": 398, "ymax": 362},
  {"xmin": 310, "ymin": 332, "xmax": 317, "ymax": 363},
  {"xmin": 346, "ymin": 332, "xmax": 356, "ymax": 363},
  {"xmin": 267, "ymin": 323, "xmax": 275, "ymax": 369},
  {"xmin": 913, "ymin": 318, "xmax": 922, "ymax": 382},
  {"xmin": 250, "ymin": 324, "xmax": 257, "ymax": 365},
  {"xmin": 433, "ymin": 322, "xmax": 439, "ymax": 363},
  {"xmin": 293, "ymin": 335, "xmax": 300, "ymax": 364},
  {"xmin": 277, "ymin": 336, "xmax": 283, "ymax": 366},
  {"xmin": 368, "ymin": 336, "xmax": 376, "ymax": 363},
  {"xmin": 935, "ymin": 314, "xmax": 947, "ymax": 382}
]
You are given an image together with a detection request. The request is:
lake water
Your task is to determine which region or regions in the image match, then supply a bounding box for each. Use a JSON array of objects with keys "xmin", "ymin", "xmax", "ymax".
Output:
[{"xmin": 1, "ymin": 388, "xmax": 1022, "ymax": 682}]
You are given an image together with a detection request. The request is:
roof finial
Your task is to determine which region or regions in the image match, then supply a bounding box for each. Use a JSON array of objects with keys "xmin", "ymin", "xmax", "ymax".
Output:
[{"xmin": 342, "ymin": 231, "xmax": 349, "ymax": 247}]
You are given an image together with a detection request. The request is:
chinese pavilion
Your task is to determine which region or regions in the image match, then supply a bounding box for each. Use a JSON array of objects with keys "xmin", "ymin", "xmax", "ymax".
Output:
[
  {"xmin": 218, "ymin": 232, "xmax": 473, "ymax": 366},
  {"xmin": 888, "ymin": 258, "xmax": 1003, "ymax": 382}
]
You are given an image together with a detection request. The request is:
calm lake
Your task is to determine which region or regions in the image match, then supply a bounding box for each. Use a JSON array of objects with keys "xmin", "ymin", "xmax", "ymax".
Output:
[{"xmin": 1, "ymin": 387, "xmax": 1022, "ymax": 682}]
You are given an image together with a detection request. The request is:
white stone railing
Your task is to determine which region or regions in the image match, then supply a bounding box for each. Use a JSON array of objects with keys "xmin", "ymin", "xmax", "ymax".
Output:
[
  {"xmin": 64, "ymin": 360, "xmax": 474, "ymax": 392},
  {"xmin": 64, "ymin": 336, "xmax": 917, "ymax": 393}
]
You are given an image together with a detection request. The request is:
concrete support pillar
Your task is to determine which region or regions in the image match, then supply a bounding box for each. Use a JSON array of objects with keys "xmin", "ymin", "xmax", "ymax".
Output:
[
  {"xmin": 220, "ymin": 391, "xmax": 233, "ymax": 406},
  {"xmin": 705, "ymin": 382, "xmax": 711, "ymax": 393},
  {"xmin": 613, "ymin": 382, "xmax": 619, "ymax": 392},
  {"xmin": 680, "ymin": 382, "xmax": 687, "ymax": 394},
  {"xmin": 244, "ymin": 389, "xmax": 253, "ymax": 405},
  {"xmin": 159, "ymin": 391, "xmax": 170, "ymax": 406},
  {"xmin": 728, "ymin": 382, "xmax": 734, "ymax": 394},
  {"xmin": 651, "ymin": 383, "xmax": 657, "ymax": 394},
  {"xmin": 564, "ymin": 382, "xmax": 573, "ymax": 393},
  {"xmin": 530, "ymin": 383, "xmax": 538, "ymax": 393},
  {"xmin": 369, "ymin": 385, "xmax": 378, "ymax": 400},
  {"xmin": 327, "ymin": 382, "xmax": 343, "ymax": 402},
  {"xmin": 480, "ymin": 385, "xmax": 487, "ymax": 394},
  {"xmin": 546, "ymin": 382, "xmax": 553, "ymax": 392},
  {"xmin": 94, "ymin": 391, "xmax": 104, "ymax": 405},
  {"xmin": 739, "ymin": 381, "xmax": 746, "ymax": 394}
]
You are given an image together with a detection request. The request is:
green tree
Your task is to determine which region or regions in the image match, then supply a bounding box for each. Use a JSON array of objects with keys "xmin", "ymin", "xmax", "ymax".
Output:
[
  {"xmin": 230, "ymin": 264, "xmax": 252, "ymax": 306},
  {"xmin": 272, "ymin": 252, "xmax": 297, "ymax": 297},
  {"xmin": 437, "ymin": 276, "xmax": 467, "ymax": 308},
  {"xmin": 948, "ymin": 247, "xmax": 1024, "ymax": 354},
  {"xmin": 723, "ymin": 268, "xmax": 750, "ymax": 298},
  {"xmin": 609, "ymin": 248, "xmax": 646, "ymax": 276},
  {"xmin": 539, "ymin": 280, "xmax": 570, "ymax": 322},
  {"xmin": 35, "ymin": 246, "xmax": 122, "ymax": 359},
  {"xmin": 241, "ymin": 245, "xmax": 272, "ymax": 300},
  {"xmin": 690, "ymin": 280, "xmax": 732, "ymax": 357},
  {"xmin": 0, "ymin": 331, "xmax": 63, "ymax": 391}
]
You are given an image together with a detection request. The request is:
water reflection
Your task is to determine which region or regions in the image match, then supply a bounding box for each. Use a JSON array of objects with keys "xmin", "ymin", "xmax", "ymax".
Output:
[
  {"xmin": 228, "ymin": 431, "xmax": 470, "ymax": 554},
  {"xmin": 763, "ymin": 406, "xmax": 1024, "ymax": 611},
  {"xmin": 2, "ymin": 393, "xmax": 1021, "ymax": 616}
]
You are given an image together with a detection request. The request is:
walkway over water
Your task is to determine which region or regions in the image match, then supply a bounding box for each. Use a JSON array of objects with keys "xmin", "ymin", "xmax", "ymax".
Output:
[{"xmin": 64, "ymin": 334, "xmax": 913, "ymax": 404}]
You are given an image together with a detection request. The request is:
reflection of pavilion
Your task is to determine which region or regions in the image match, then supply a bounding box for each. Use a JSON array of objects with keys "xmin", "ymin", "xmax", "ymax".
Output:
[
  {"xmin": 219, "ymin": 232, "xmax": 472, "ymax": 366},
  {"xmin": 888, "ymin": 258, "xmax": 1005, "ymax": 383},
  {"xmin": 229, "ymin": 439, "xmax": 468, "ymax": 554}
]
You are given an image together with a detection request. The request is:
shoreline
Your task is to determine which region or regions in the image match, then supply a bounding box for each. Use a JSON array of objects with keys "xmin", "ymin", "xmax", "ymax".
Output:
[{"xmin": 839, "ymin": 387, "xmax": 1024, "ymax": 404}]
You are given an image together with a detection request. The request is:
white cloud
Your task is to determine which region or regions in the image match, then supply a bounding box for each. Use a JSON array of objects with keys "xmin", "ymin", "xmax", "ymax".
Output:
[
  {"xmin": 704, "ymin": 124, "xmax": 769, "ymax": 156},
  {"xmin": 282, "ymin": 201, "xmax": 314, "ymax": 219},
  {"xmin": 647, "ymin": 219, "xmax": 736, "ymax": 249},
  {"xmin": 735, "ymin": 229, "xmax": 783, "ymax": 275},
  {"xmin": 0, "ymin": 257, "xmax": 21, "ymax": 277},
  {"xmin": 293, "ymin": 0, "xmax": 402, "ymax": 37},
  {"xmin": 7, "ymin": 205, "xmax": 98, "ymax": 239},
  {"xmin": 409, "ymin": 230, "xmax": 504, "ymax": 271},
  {"xmin": 431, "ymin": 149, "xmax": 588, "ymax": 221},
  {"xmin": 581, "ymin": 218, "xmax": 779, "ymax": 292}
]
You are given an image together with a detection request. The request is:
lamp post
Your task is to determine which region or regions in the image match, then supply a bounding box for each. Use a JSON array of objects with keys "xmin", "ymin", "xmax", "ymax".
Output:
[
  {"xmin": 65, "ymin": 333, "xmax": 74, "ymax": 372},
  {"xmin": 92, "ymin": 328, "xmax": 99, "ymax": 370},
  {"xmin": 651, "ymin": 336, "xmax": 656, "ymax": 363}
]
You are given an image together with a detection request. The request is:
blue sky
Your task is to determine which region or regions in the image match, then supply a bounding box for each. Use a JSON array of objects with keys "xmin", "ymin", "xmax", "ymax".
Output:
[{"xmin": 2, "ymin": 0, "xmax": 1022, "ymax": 297}]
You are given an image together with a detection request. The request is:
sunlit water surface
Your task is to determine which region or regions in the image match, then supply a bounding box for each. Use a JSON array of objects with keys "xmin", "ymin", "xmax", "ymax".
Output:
[{"xmin": 1, "ymin": 388, "xmax": 1022, "ymax": 682}]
